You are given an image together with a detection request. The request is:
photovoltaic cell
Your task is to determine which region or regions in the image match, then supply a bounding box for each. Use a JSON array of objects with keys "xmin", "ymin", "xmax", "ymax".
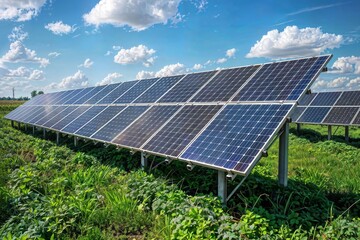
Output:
[
  {"xmin": 75, "ymin": 106, "xmax": 126, "ymax": 137},
  {"xmin": 42, "ymin": 106, "xmax": 78, "ymax": 128},
  {"xmin": 133, "ymin": 75, "xmax": 184, "ymax": 103},
  {"xmin": 323, "ymin": 107, "xmax": 359, "ymax": 125},
  {"xmin": 97, "ymin": 81, "xmax": 136, "ymax": 104},
  {"xmin": 158, "ymin": 71, "xmax": 217, "ymax": 103},
  {"xmin": 112, "ymin": 106, "xmax": 181, "ymax": 148},
  {"xmin": 310, "ymin": 92, "xmax": 341, "ymax": 106},
  {"xmin": 84, "ymin": 84, "xmax": 121, "ymax": 104},
  {"xmin": 35, "ymin": 106, "xmax": 68, "ymax": 125},
  {"xmin": 113, "ymin": 78, "xmax": 159, "ymax": 103},
  {"xmin": 180, "ymin": 104, "xmax": 293, "ymax": 174},
  {"xmin": 72, "ymin": 87, "xmax": 101, "ymax": 104},
  {"xmin": 298, "ymin": 93, "xmax": 317, "ymax": 106},
  {"xmin": 6, "ymin": 106, "xmax": 34, "ymax": 121},
  {"xmin": 191, "ymin": 66, "xmax": 259, "ymax": 102},
  {"xmin": 353, "ymin": 111, "xmax": 360, "ymax": 125},
  {"xmin": 52, "ymin": 89, "xmax": 76, "ymax": 105},
  {"xmin": 297, "ymin": 107, "xmax": 330, "ymax": 123},
  {"xmin": 92, "ymin": 106, "xmax": 149, "ymax": 142},
  {"xmin": 22, "ymin": 106, "xmax": 47, "ymax": 123},
  {"xmin": 143, "ymin": 105, "xmax": 222, "ymax": 157},
  {"xmin": 50, "ymin": 106, "xmax": 91, "ymax": 130},
  {"xmin": 4, "ymin": 106, "xmax": 26, "ymax": 119},
  {"xmin": 61, "ymin": 106, "xmax": 106, "ymax": 134},
  {"xmin": 291, "ymin": 106, "xmax": 306, "ymax": 122},
  {"xmin": 28, "ymin": 106, "xmax": 61, "ymax": 124},
  {"xmin": 335, "ymin": 91, "xmax": 360, "ymax": 106},
  {"xmin": 62, "ymin": 88, "xmax": 87, "ymax": 104}
]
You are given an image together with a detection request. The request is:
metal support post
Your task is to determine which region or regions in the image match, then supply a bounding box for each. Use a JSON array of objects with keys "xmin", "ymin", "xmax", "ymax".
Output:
[
  {"xmin": 11, "ymin": 121, "xmax": 14, "ymax": 128},
  {"xmin": 25, "ymin": 124, "xmax": 28, "ymax": 131},
  {"xmin": 296, "ymin": 123, "xmax": 301, "ymax": 133},
  {"xmin": 43, "ymin": 128, "xmax": 46, "ymax": 139},
  {"xmin": 328, "ymin": 126, "xmax": 332, "ymax": 140},
  {"xmin": 141, "ymin": 152, "xmax": 148, "ymax": 169},
  {"xmin": 17, "ymin": 122, "xmax": 20, "ymax": 129},
  {"xmin": 56, "ymin": 132, "xmax": 60, "ymax": 145},
  {"xmin": 74, "ymin": 136, "xmax": 78, "ymax": 147},
  {"xmin": 278, "ymin": 122, "xmax": 289, "ymax": 187},
  {"xmin": 32, "ymin": 126, "xmax": 35, "ymax": 135},
  {"xmin": 345, "ymin": 126, "xmax": 349, "ymax": 142},
  {"xmin": 218, "ymin": 171, "xmax": 227, "ymax": 205}
]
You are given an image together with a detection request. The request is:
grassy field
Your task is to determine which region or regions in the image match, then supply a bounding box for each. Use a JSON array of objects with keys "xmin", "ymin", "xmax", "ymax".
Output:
[{"xmin": 0, "ymin": 102, "xmax": 359, "ymax": 239}]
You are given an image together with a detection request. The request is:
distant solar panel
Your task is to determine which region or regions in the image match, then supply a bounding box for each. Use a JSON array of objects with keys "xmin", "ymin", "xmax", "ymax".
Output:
[
  {"xmin": 62, "ymin": 88, "xmax": 87, "ymax": 105},
  {"xmin": 297, "ymin": 107, "xmax": 330, "ymax": 123},
  {"xmin": 143, "ymin": 105, "xmax": 222, "ymax": 156},
  {"xmin": 158, "ymin": 71, "xmax": 217, "ymax": 103},
  {"xmin": 113, "ymin": 78, "xmax": 159, "ymax": 103},
  {"xmin": 323, "ymin": 107, "xmax": 359, "ymax": 125},
  {"xmin": 92, "ymin": 106, "xmax": 149, "ymax": 142},
  {"xmin": 35, "ymin": 106, "xmax": 68, "ymax": 126},
  {"xmin": 310, "ymin": 92, "xmax": 341, "ymax": 106},
  {"xmin": 72, "ymin": 87, "xmax": 100, "ymax": 104},
  {"xmin": 28, "ymin": 106, "xmax": 61, "ymax": 124},
  {"xmin": 84, "ymin": 84, "xmax": 121, "ymax": 104},
  {"xmin": 335, "ymin": 91, "xmax": 360, "ymax": 106},
  {"xmin": 97, "ymin": 81, "xmax": 136, "ymax": 104},
  {"xmin": 50, "ymin": 106, "xmax": 91, "ymax": 130},
  {"xmin": 112, "ymin": 106, "xmax": 181, "ymax": 148},
  {"xmin": 42, "ymin": 106, "xmax": 78, "ymax": 128},
  {"xmin": 75, "ymin": 106, "xmax": 126, "ymax": 137},
  {"xmin": 191, "ymin": 66, "xmax": 259, "ymax": 102},
  {"xmin": 180, "ymin": 104, "xmax": 293, "ymax": 174},
  {"xmin": 21, "ymin": 106, "xmax": 47, "ymax": 123},
  {"xmin": 134, "ymin": 75, "xmax": 184, "ymax": 103},
  {"xmin": 298, "ymin": 93, "xmax": 317, "ymax": 105}
]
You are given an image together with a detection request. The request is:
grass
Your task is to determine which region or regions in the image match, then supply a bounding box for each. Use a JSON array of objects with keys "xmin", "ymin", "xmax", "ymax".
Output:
[{"xmin": 0, "ymin": 103, "xmax": 360, "ymax": 239}]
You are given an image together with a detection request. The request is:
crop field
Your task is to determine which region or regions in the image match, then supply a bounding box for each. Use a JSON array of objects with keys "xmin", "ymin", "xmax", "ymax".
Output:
[{"xmin": 0, "ymin": 101, "xmax": 360, "ymax": 239}]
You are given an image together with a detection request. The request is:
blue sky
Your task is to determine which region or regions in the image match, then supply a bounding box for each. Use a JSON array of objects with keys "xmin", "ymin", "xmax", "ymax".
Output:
[{"xmin": 0, "ymin": 0, "xmax": 359, "ymax": 97}]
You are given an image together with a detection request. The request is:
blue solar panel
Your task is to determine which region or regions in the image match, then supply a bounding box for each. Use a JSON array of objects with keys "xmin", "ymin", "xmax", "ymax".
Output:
[
  {"xmin": 335, "ymin": 91, "xmax": 360, "ymax": 106},
  {"xmin": 50, "ymin": 106, "xmax": 91, "ymax": 130},
  {"xmin": 61, "ymin": 106, "xmax": 106, "ymax": 134},
  {"xmin": 180, "ymin": 104, "xmax": 293, "ymax": 174},
  {"xmin": 5, "ymin": 106, "xmax": 32, "ymax": 121},
  {"xmin": 113, "ymin": 78, "xmax": 159, "ymax": 103},
  {"xmin": 143, "ymin": 105, "xmax": 222, "ymax": 156},
  {"xmin": 291, "ymin": 106, "xmax": 306, "ymax": 122},
  {"xmin": 97, "ymin": 82, "xmax": 135, "ymax": 104},
  {"xmin": 62, "ymin": 88, "xmax": 88, "ymax": 104},
  {"xmin": 310, "ymin": 92, "xmax": 341, "ymax": 106},
  {"xmin": 42, "ymin": 106, "xmax": 78, "ymax": 128},
  {"xmin": 353, "ymin": 111, "xmax": 360, "ymax": 125},
  {"xmin": 84, "ymin": 84, "xmax": 121, "ymax": 104},
  {"xmin": 92, "ymin": 106, "xmax": 149, "ymax": 142},
  {"xmin": 297, "ymin": 107, "xmax": 330, "ymax": 123},
  {"xmin": 298, "ymin": 93, "xmax": 317, "ymax": 106},
  {"xmin": 72, "ymin": 87, "xmax": 102, "ymax": 104},
  {"xmin": 112, "ymin": 106, "xmax": 181, "ymax": 148},
  {"xmin": 35, "ymin": 106, "xmax": 68, "ymax": 126},
  {"xmin": 158, "ymin": 71, "xmax": 217, "ymax": 103},
  {"xmin": 28, "ymin": 106, "xmax": 61, "ymax": 124},
  {"xmin": 21, "ymin": 106, "xmax": 47, "ymax": 123},
  {"xmin": 75, "ymin": 106, "xmax": 126, "ymax": 137},
  {"xmin": 323, "ymin": 107, "xmax": 359, "ymax": 125},
  {"xmin": 133, "ymin": 75, "xmax": 184, "ymax": 103}
]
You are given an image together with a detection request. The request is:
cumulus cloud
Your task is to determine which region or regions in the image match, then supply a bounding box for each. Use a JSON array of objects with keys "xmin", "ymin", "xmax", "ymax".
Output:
[
  {"xmin": 45, "ymin": 21, "xmax": 76, "ymax": 35},
  {"xmin": 29, "ymin": 69, "xmax": 44, "ymax": 80},
  {"xmin": 191, "ymin": 0, "xmax": 208, "ymax": 12},
  {"xmin": 217, "ymin": 58, "xmax": 227, "ymax": 64},
  {"xmin": 312, "ymin": 77, "xmax": 360, "ymax": 91},
  {"xmin": 47, "ymin": 70, "xmax": 88, "ymax": 90},
  {"xmin": 8, "ymin": 26, "xmax": 28, "ymax": 42},
  {"xmin": 0, "ymin": 40, "xmax": 49, "ymax": 67},
  {"xmin": 83, "ymin": 0, "xmax": 182, "ymax": 31},
  {"xmin": 226, "ymin": 48, "xmax": 236, "ymax": 58},
  {"xmin": 330, "ymin": 56, "xmax": 360, "ymax": 74},
  {"xmin": 193, "ymin": 63, "xmax": 203, "ymax": 70},
  {"xmin": 2, "ymin": 66, "xmax": 44, "ymax": 81},
  {"xmin": 79, "ymin": 58, "xmax": 94, "ymax": 68},
  {"xmin": 136, "ymin": 63, "xmax": 186, "ymax": 79},
  {"xmin": 48, "ymin": 52, "xmax": 61, "ymax": 57},
  {"xmin": 0, "ymin": 0, "xmax": 47, "ymax": 21},
  {"xmin": 136, "ymin": 70, "xmax": 156, "ymax": 80},
  {"xmin": 96, "ymin": 72, "xmax": 122, "ymax": 86},
  {"xmin": 247, "ymin": 25, "xmax": 343, "ymax": 59},
  {"xmin": 114, "ymin": 45, "xmax": 156, "ymax": 67}
]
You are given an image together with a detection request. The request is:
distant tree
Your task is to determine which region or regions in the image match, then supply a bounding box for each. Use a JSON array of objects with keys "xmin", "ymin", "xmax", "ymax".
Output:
[
  {"xmin": 31, "ymin": 90, "xmax": 37, "ymax": 98},
  {"xmin": 38, "ymin": 91, "xmax": 44, "ymax": 95}
]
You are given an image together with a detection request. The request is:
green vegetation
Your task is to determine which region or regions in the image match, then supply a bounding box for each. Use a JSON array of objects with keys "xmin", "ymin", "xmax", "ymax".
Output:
[{"xmin": 0, "ymin": 102, "xmax": 359, "ymax": 239}]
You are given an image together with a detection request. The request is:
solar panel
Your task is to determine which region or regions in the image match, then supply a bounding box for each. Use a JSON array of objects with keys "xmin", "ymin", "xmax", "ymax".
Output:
[
  {"xmin": 143, "ymin": 105, "xmax": 222, "ymax": 157},
  {"xmin": 112, "ymin": 106, "xmax": 181, "ymax": 148},
  {"xmin": 291, "ymin": 106, "xmax": 306, "ymax": 122},
  {"xmin": 133, "ymin": 75, "xmax": 184, "ymax": 103},
  {"xmin": 72, "ymin": 87, "xmax": 101, "ymax": 104},
  {"xmin": 75, "ymin": 106, "xmax": 126, "ymax": 137},
  {"xmin": 335, "ymin": 91, "xmax": 360, "ymax": 106},
  {"xmin": 4, "ymin": 105, "xmax": 26, "ymax": 119},
  {"xmin": 298, "ymin": 93, "xmax": 317, "ymax": 105},
  {"xmin": 84, "ymin": 84, "xmax": 121, "ymax": 104},
  {"xmin": 97, "ymin": 81, "xmax": 136, "ymax": 104},
  {"xmin": 92, "ymin": 106, "xmax": 149, "ymax": 142},
  {"xmin": 61, "ymin": 106, "xmax": 106, "ymax": 134},
  {"xmin": 310, "ymin": 92, "xmax": 341, "ymax": 106},
  {"xmin": 28, "ymin": 106, "xmax": 61, "ymax": 124},
  {"xmin": 62, "ymin": 88, "xmax": 88, "ymax": 105},
  {"xmin": 180, "ymin": 104, "xmax": 293, "ymax": 174},
  {"xmin": 6, "ymin": 106, "xmax": 33, "ymax": 121},
  {"xmin": 113, "ymin": 78, "xmax": 159, "ymax": 103},
  {"xmin": 353, "ymin": 111, "xmax": 360, "ymax": 125},
  {"xmin": 21, "ymin": 106, "xmax": 47, "ymax": 123},
  {"xmin": 42, "ymin": 106, "xmax": 79, "ymax": 128},
  {"xmin": 35, "ymin": 106, "xmax": 68, "ymax": 126},
  {"xmin": 297, "ymin": 107, "xmax": 330, "ymax": 123},
  {"xmin": 191, "ymin": 66, "xmax": 259, "ymax": 102},
  {"xmin": 158, "ymin": 71, "xmax": 217, "ymax": 103},
  {"xmin": 323, "ymin": 107, "xmax": 359, "ymax": 125}
]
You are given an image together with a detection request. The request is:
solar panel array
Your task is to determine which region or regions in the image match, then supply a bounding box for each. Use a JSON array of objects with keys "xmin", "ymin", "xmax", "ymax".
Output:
[
  {"xmin": 292, "ymin": 90, "xmax": 360, "ymax": 126},
  {"xmin": 5, "ymin": 55, "xmax": 331, "ymax": 175}
]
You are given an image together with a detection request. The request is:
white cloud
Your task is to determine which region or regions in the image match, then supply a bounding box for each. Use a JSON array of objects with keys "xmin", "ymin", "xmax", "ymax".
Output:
[
  {"xmin": 83, "ymin": 0, "xmax": 182, "ymax": 31},
  {"xmin": 136, "ymin": 70, "xmax": 155, "ymax": 80},
  {"xmin": 48, "ymin": 52, "xmax": 61, "ymax": 57},
  {"xmin": 217, "ymin": 58, "xmax": 227, "ymax": 64},
  {"xmin": 312, "ymin": 77, "xmax": 360, "ymax": 91},
  {"xmin": 48, "ymin": 70, "xmax": 89, "ymax": 90},
  {"xmin": 136, "ymin": 62, "xmax": 186, "ymax": 79},
  {"xmin": 112, "ymin": 45, "xmax": 121, "ymax": 50},
  {"xmin": 45, "ymin": 21, "xmax": 75, "ymax": 35},
  {"xmin": 8, "ymin": 26, "xmax": 28, "ymax": 42},
  {"xmin": 29, "ymin": 69, "xmax": 44, "ymax": 80},
  {"xmin": 193, "ymin": 63, "xmax": 203, "ymax": 70},
  {"xmin": 96, "ymin": 72, "xmax": 122, "ymax": 86},
  {"xmin": 330, "ymin": 56, "xmax": 360, "ymax": 74},
  {"xmin": 114, "ymin": 45, "xmax": 156, "ymax": 67},
  {"xmin": 191, "ymin": 0, "xmax": 208, "ymax": 12},
  {"xmin": 79, "ymin": 58, "xmax": 94, "ymax": 68},
  {"xmin": 0, "ymin": 0, "xmax": 47, "ymax": 21},
  {"xmin": 2, "ymin": 66, "xmax": 44, "ymax": 81},
  {"xmin": 246, "ymin": 25, "xmax": 343, "ymax": 59},
  {"xmin": 0, "ymin": 41, "xmax": 49, "ymax": 67},
  {"xmin": 105, "ymin": 51, "xmax": 112, "ymax": 56},
  {"xmin": 226, "ymin": 48, "xmax": 236, "ymax": 58}
]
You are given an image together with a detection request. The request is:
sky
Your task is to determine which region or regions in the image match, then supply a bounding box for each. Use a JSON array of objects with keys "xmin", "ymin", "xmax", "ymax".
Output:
[{"xmin": 0, "ymin": 0, "xmax": 359, "ymax": 98}]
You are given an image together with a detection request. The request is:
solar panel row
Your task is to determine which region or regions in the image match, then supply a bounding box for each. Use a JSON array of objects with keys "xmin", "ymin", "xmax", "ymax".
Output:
[
  {"xmin": 293, "ymin": 90, "xmax": 360, "ymax": 126},
  {"xmin": 5, "ymin": 55, "xmax": 331, "ymax": 175}
]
